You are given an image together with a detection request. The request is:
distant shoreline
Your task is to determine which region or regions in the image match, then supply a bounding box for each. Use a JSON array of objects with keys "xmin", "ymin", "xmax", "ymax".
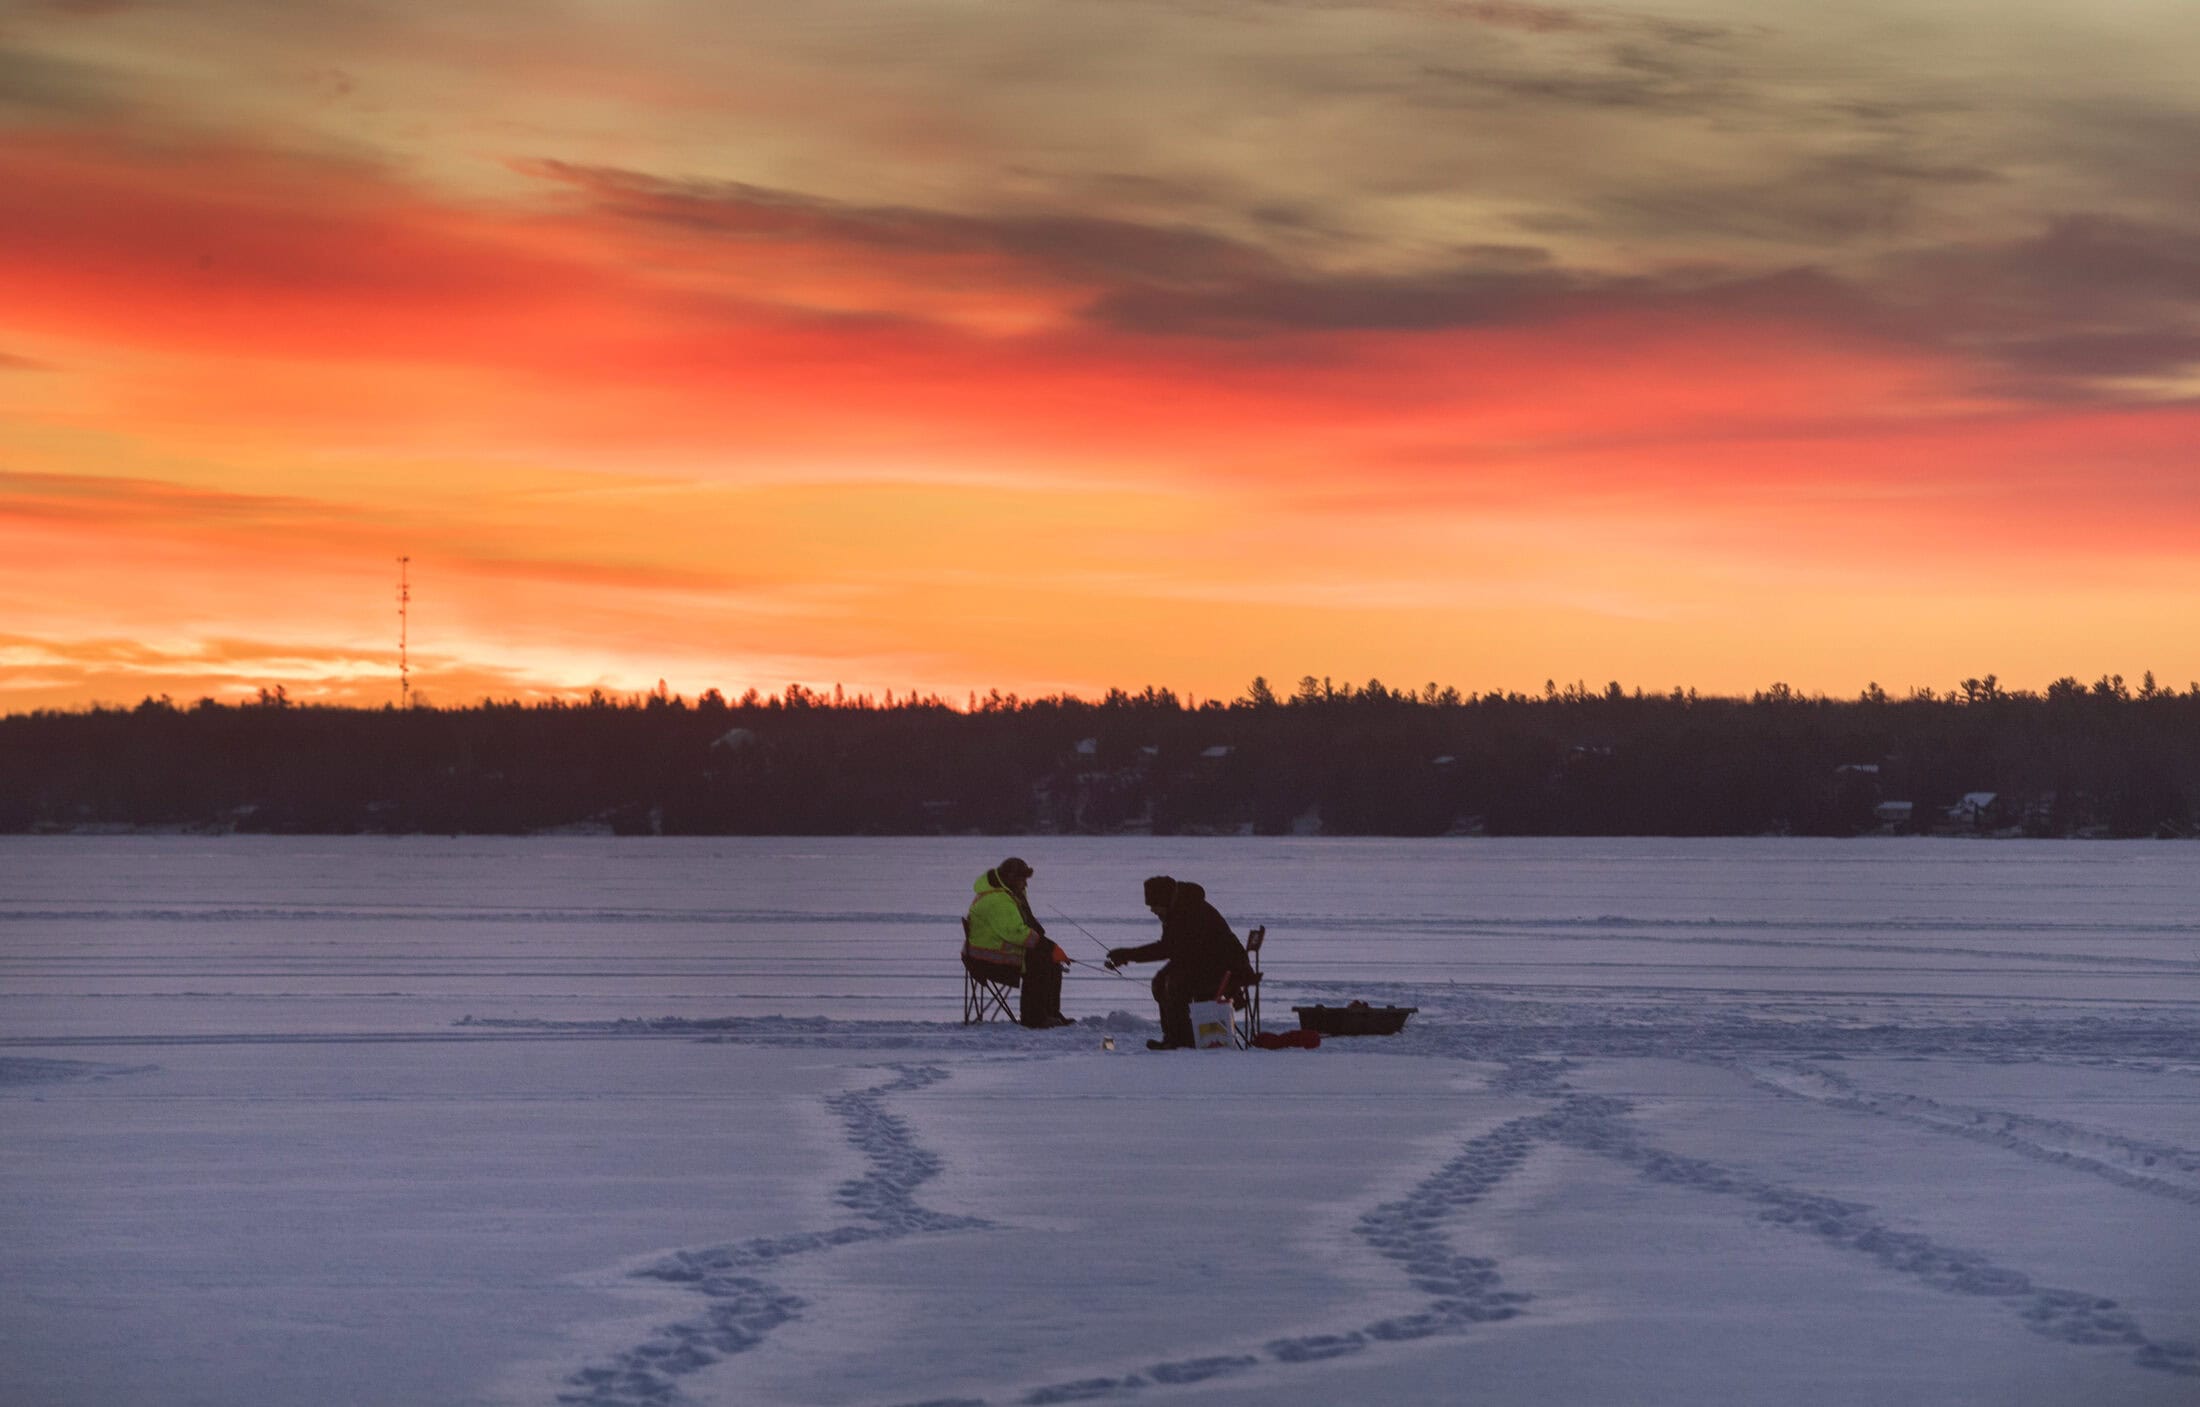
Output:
[
  {"xmin": 5, "ymin": 689, "xmax": 2193, "ymax": 840},
  {"xmin": 9, "ymin": 824, "xmax": 2189, "ymax": 842}
]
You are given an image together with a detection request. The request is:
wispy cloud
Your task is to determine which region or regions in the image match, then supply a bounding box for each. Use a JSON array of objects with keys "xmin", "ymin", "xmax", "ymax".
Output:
[
  {"xmin": 525, "ymin": 157, "xmax": 1277, "ymax": 289},
  {"xmin": 0, "ymin": 468, "xmax": 362, "ymax": 530},
  {"xmin": 516, "ymin": 149, "xmax": 2200, "ymax": 401},
  {"xmin": 0, "ymin": 44, "xmax": 139, "ymax": 120},
  {"xmin": 0, "ymin": 130, "xmax": 614, "ymax": 362},
  {"xmin": 0, "ymin": 469, "xmax": 781, "ymax": 596}
]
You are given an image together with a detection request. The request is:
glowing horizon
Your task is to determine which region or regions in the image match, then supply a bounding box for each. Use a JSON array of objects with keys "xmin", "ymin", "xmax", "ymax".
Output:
[{"xmin": 5, "ymin": 1, "xmax": 2197, "ymax": 715}]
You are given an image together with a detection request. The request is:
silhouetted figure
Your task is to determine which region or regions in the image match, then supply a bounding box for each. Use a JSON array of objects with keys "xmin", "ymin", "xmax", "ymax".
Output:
[{"xmin": 1107, "ymin": 874, "xmax": 1252, "ymax": 1049}]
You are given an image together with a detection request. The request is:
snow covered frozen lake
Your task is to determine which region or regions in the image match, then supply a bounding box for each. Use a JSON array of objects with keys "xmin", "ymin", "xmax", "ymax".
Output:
[{"xmin": 4, "ymin": 835, "xmax": 2197, "ymax": 1406}]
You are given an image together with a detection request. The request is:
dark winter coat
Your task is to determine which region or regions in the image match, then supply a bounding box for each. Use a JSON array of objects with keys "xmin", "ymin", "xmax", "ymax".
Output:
[{"xmin": 1114, "ymin": 879, "xmax": 1252, "ymax": 999}]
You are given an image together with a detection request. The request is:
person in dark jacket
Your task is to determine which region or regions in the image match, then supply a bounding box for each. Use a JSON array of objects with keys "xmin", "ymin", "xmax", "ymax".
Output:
[{"xmin": 1105, "ymin": 875, "xmax": 1253, "ymax": 1049}]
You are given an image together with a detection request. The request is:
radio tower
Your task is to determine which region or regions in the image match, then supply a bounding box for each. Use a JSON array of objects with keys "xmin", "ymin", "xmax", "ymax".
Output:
[{"xmin": 397, "ymin": 556, "xmax": 412, "ymax": 708}]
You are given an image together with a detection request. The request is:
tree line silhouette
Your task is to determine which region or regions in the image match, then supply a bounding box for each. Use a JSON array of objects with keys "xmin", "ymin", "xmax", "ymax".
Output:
[{"xmin": 2, "ymin": 673, "xmax": 2194, "ymax": 838}]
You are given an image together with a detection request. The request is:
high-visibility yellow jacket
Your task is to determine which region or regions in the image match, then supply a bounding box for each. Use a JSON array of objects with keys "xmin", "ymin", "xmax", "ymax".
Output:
[{"xmin": 964, "ymin": 870, "xmax": 1039, "ymax": 973}]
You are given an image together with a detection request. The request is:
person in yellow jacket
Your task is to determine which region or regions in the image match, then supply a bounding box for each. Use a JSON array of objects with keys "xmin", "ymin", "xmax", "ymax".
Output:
[{"xmin": 962, "ymin": 856, "xmax": 1073, "ymax": 1028}]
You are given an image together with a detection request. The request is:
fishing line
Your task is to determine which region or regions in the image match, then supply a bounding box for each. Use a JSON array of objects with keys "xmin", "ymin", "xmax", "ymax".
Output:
[{"xmin": 1044, "ymin": 901, "xmax": 1135, "ymax": 980}]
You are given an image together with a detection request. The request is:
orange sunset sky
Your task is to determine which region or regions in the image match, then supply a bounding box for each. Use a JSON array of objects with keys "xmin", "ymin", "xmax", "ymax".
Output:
[{"xmin": 3, "ymin": 0, "xmax": 2196, "ymax": 713}]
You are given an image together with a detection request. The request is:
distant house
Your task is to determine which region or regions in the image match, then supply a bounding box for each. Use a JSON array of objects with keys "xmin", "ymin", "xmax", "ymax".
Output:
[
  {"xmin": 1942, "ymin": 792, "xmax": 2010, "ymax": 831},
  {"xmin": 1835, "ymin": 763, "xmax": 1881, "ymax": 775},
  {"xmin": 1073, "ymin": 737, "xmax": 1099, "ymax": 757},
  {"xmin": 1190, "ymin": 744, "xmax": 1236, "ymax": 783},
  {"xmin": 710, "ymin": 727, "xmax": 758, "ymax": 752},
  {"xmin": 1873, "ymin": 800, "xmax": 1914, "ymax": 826},
  {"xmin": 1948, "ymin": 792, "xmax": 1998, "ymax": 822}
]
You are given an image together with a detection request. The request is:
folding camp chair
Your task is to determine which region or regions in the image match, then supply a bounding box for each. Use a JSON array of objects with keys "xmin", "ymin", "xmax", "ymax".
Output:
[
  {"xmin": 1224, "ymin": 925, "xmax": 1266, "ymax": 1048},
  {"xmin": 960, "ymin": 916, "xmax": 1022, "ymax": 1024}
]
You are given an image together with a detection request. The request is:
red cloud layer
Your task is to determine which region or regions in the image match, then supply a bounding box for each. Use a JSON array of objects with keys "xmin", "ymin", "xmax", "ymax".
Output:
[
  {"xmin": 7, "ymin": 123, "xmax": 2197, "ymax": 712},
  {"xmin": 12, "ymin": 126, "xmax": 2189, "ymax": 504}
]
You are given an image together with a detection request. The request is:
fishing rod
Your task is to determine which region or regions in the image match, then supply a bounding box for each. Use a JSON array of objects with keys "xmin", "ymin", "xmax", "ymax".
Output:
[{"xmin": 1043, "ymin": 901, "xmax": 1135, "ymax": 980}]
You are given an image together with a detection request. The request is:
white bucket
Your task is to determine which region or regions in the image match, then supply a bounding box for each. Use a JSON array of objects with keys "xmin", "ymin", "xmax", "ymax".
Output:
[{"xmin": 1188, "ymin": 1000, "xmax": 1235, "ymax": 1049}]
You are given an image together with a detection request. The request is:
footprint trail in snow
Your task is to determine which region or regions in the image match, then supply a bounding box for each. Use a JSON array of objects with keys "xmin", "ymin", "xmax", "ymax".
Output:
[{"xmin": 559, "ymin": 1064, "xmax": 990, "ymax": 1407}]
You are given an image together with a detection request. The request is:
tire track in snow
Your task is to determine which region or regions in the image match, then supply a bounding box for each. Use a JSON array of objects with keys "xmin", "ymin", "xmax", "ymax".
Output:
[
  {"xmin": 909, "ymin": 1040, "xmax": 2198, "ymax": 1404},
  {"xmin": 0, "ymin": 1055, "xmax": 158, "ymax": 1086},
  {"xmin": 1737, "ymin": 1058, "xmax": 2200, "ymax": 1207},
  {"xmin": 1327, "ymin": 989, "xmax": 2200, "ymax": 1065},
  {"xmin": 1542, "ymin": 1092, "xmax": 2200, "ymax": 1379},
  {"xmin": 543, "ymin": 1022, "xmax": 2196, "ymax": 1401},
  {"xmin": 937, "ymin": 1061, "xmax": 1559, "ymax": 1407},
  {"xmin": 1402, "ymin": 923, "xmax": 2200, "ymax": 974},
  {"xmin": 560, "ymin": 1063, "xmax": 992, "ymax": 1407},
  {"xmin": 1429, "ymin": 1046, "xmax": 2197, "ymax": 1382}
]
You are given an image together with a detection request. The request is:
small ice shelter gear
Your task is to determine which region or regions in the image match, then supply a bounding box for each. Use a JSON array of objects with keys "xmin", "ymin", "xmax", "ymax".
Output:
[{"xmin": 963, "ymin": 939, "xmax": 1020, "ymax": 1024}]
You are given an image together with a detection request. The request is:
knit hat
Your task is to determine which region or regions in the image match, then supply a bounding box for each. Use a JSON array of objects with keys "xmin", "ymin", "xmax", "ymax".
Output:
[
  {"xmin": 998, "ymin": 857, "xmax": 1034, "ymax": 884},
  {"xmin": 1142, "ymin": 874, "xmax": 1176, "ymax": 908}
]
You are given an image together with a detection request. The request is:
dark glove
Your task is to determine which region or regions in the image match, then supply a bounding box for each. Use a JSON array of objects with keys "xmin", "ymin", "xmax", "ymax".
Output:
[{"xmin": 1105, "ymin": 948, "xmax": 1132, "ymax": 967}]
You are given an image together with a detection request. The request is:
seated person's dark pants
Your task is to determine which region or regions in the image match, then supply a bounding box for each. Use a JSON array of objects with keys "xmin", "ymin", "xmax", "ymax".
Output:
[
  {"xmin": 1152, "ymin": 965, "xmax": 1201, "ymax": 1047},
  {"xmin": 1019, "ymin": 953, "xmax": 1063, "ymax": 1027}
]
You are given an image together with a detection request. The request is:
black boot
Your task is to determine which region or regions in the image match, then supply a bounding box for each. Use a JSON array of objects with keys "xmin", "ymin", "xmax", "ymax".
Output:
[
  {"xmin": 1157, "ymin": 999, "xmax": 1195, "ymax": 1049},
  {"xmin": 1020, "ymin": 955, "xmax": 1066, "ymax": 1028}
]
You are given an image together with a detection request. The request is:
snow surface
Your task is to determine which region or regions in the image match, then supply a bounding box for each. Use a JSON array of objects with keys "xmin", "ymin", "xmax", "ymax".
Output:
[{"xmin": 2, "ymin": 835, "xmax": 2196, "ymax": 1406}]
